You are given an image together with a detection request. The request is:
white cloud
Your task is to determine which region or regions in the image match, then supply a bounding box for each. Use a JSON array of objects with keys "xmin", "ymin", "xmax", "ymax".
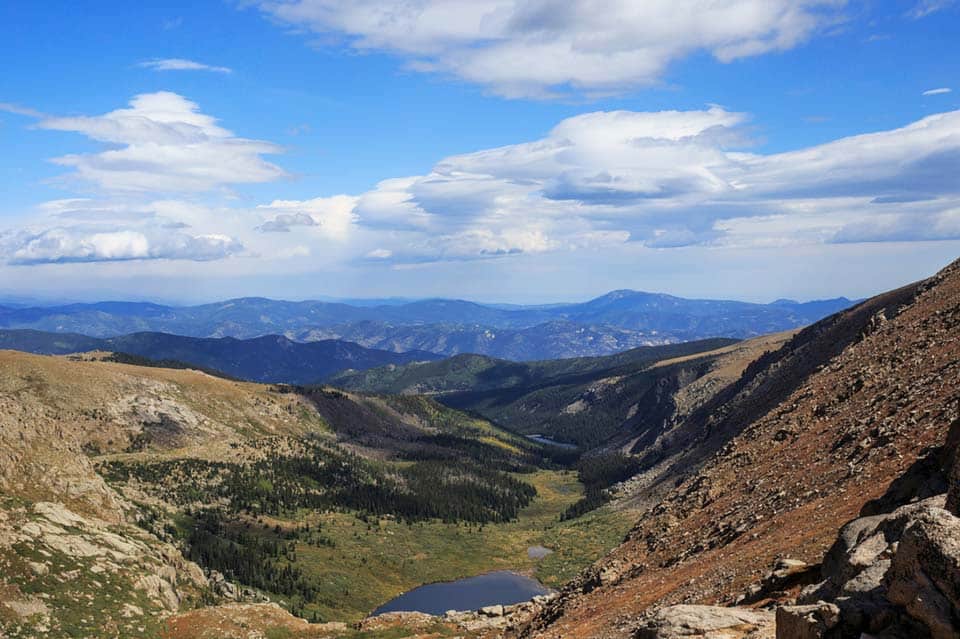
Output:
[
  {"xmin": 339, "ymin": 107, "xmax": 960, "ymax": 261},
  {"xmin": 39, "ymin": 92, "xmax": 284, "ymax": 192},
  {"xmin": 256, "ymin": 196, "xmax": 358, "ymax": 240},
  {"xmin": 0, "ymin": 102, "xmax": 45, "ymax": 118},
  {"xmin": 1, "ymin": 94, "xmax": 358, "ymax": 269},
  {"xmin": 906, "ymin": 0, "xmax": 956, "ymax": 19},
  {"xmin": 7, "ymin": 92, "xmax": 960, "ymax": 278},
  {"xmin": 4, "ymin": 227, "xmax": 242, "ymax": 265},
  {"xmin": 138, "ymin": 58, "xmax": 233, "ymax": 74},
  {"xmin": 256, "ymin": 0, "xmax": 845, "ymax": 98},
  {"xmin": 346, "ymin": 106, "xmax": 748, "ymax": 257},
  {"xmin": 923, "ymin": 87, "xmax": 952, "ymax": 96},
  {"xmin": 0, "ymin": 197, "xmax": 251, "ymax": 266}
]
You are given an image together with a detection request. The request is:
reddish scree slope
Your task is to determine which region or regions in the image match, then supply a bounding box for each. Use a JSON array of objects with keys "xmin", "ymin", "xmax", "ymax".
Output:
[{"xmin": 518, "ymin": 258, "xmax": 960, "ymax": 639}]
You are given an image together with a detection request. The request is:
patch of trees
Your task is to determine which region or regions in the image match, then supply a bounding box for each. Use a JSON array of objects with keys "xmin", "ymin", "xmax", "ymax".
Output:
[
  {"xmin": 183, "ymin": 510, "xmax": 318, "ymax": 609},
  {"xmin": 99, "ymin": 437, "xmax": 537, "ymax": 524},
  {"xmin": 402, "ymin": 433, "xmax": 535, "ymax": 472},
  {"xmin": 560, "ymin": 452, "xmax": 640, "ymax": 520}
]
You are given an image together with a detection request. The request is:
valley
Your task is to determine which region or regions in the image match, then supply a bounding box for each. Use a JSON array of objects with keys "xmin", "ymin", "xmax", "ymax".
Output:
[
  {"xmin": 5, "ymin": 7, "xmax": 958, "ymax": 637},
  {"xmin": 0, "ymin": 350, "xmax": 636, "ymax": 637},
  {"xmin": 0, "ymin": 259, "xmax": 957, "ymax": 639}
]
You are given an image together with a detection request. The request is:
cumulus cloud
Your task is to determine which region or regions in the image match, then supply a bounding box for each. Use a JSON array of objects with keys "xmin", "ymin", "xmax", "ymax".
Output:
[
  {"xmin": 336, "ymin": 107, "xmax": 960, "ymax": 261},
  {"xmin": 39, "ymin": 92, "xmax": 285, "ymax": 192},
  {"xmin": 832, "ymin": 209, "xmax": 960, "ymax": 243},
  {"xmin": 138, "ymin": 58, "xmax": 233, "ymax": 73},
  {"xmin": 923, "ymin": 87, "xmax": 952, "ymax": 96},
  {"xmin": 346, "ymin": 107, "xmax": 747, "ymax": 257},
  {"xmin": 256, "ymin": 0, "xmax": 845, "ymax": 98},
  {"xmin": 0, "ymin": 196, "xmax": 252, "ymax": 266},
  {"xmin": 7, "ymin": 92, "xmax": 960, "ymax": 273},
  {"xmin": 4, "ymin": 227, "xmax": 242, "ymax": 265},
  {"xmin": 256, "ymin": 196, "xmax": 357, "ymax": 239}
]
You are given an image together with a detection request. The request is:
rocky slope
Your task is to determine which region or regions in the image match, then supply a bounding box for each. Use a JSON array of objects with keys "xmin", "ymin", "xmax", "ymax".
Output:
[
  {"xmin": 516, "ymin": 257, "xmax": 960, "ymax": 638},
  {"xmin": 0, "ymin": 350, "xmax": 339, "ymax": 637}
]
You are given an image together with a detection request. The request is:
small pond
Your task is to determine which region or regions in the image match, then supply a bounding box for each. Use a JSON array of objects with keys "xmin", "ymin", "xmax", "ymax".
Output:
[
  {"xmin": 526, "ymin": 434, "xmax": 578, "ymax": 450},
  {"xmin": 372, "ymin": 570, "xmax": 552, "ymax": 616}
]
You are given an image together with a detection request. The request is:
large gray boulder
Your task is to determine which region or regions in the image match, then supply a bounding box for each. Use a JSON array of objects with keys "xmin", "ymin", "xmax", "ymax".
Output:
[
  {"xmin": 788, "ymin": 497, "xmax": 960, "ymax": 638},
  {"xmin": 815, "ymin": 496, "xmax": 945, "ymax": 600},
  {"xmin": 634, "ymin": 605, "xmax": 774, "ymax": 638},
  {"xmin": 886, "ymin": 507, "xmax": 960, "ymax": 639}
]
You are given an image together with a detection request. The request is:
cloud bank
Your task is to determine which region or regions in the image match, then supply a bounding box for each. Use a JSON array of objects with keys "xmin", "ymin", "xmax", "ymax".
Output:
[
  {"xmin": 339, "ymin": 107, "xmax": 960, "ymax": 261},
  {"xmin": 256, "ymin": 0, "xmax": 846, "ymax": 98},
  {"xmin": 4, "ymin": 92, "xmax": 960, "ymax": 273},
  {"xmin": 3, "ymin": 227, "xmax": 242, "ymax": 265}
]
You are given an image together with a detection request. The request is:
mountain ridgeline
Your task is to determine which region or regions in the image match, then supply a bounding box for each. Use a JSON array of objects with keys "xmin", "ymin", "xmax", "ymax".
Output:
[
  {"xmin": 331, "ymin": 337, "xmax": 774, "ymax": 449},
  {"xmin": 0, "ymin": 291, "xmax": 855, "ymax": 360},
  {"xmin": 0, "ymin": 330, "xmax": 441, "ymax": 384}
]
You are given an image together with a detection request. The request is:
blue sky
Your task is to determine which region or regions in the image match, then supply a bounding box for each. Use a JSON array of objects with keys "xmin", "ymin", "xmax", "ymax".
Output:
[{"xmin": 1, "ymin": 0, "xmax": 959, "ymax": 304}]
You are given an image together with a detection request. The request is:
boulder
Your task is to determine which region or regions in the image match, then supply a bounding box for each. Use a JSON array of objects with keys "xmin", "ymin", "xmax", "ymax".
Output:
[
  {"xmin": 794, "ymin": 498, "xmax": 960, "ymax": 639},
  {"xmin": 886, "ymin": 507, "xmax": 960, "ymax": 639},
  {"xmin": 634, "ymin": 604, "xmax": 774, "ymax": 638},
  {"xmin": 208, "ymin": 570, "xmax": 239, "ymax": 600},
  {"xmin": 480, "ymin": 604, "xmax": 505, "ymax": 617},
  {"xmin": 815, "ymin": 496, "xmax": 944, "ymax": 601},
  {"xmin": 775, "ymin": 602, "xmax": 839, "ymax": 639}
]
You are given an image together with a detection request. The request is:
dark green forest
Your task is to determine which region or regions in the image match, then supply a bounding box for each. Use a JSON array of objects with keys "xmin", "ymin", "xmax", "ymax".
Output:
[{"xmin": 560, "ymin": 452, "xmax": 640, "ymax": 520}]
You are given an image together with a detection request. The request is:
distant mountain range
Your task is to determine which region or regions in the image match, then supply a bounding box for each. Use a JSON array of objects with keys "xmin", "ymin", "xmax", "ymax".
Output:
[
  {"xmin": 0, "ymin": 330, "xmax": 441, "ymax": 385},
  {"xmin": 0, "ymin": 292, "xmax": 855, "ymax": 360}
]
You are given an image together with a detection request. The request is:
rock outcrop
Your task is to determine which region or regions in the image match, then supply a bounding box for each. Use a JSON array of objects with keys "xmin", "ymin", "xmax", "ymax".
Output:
[
  {"xmin": 886, "ymin": 506, "xmax": 960, "ymax": 639},
  {"xmin": 635, "ymin": 605, "xmax": 774, "ymax": 638},
  {"xmin": 792, "ymin": 494, "xmax": 960, "ymax": 638}
]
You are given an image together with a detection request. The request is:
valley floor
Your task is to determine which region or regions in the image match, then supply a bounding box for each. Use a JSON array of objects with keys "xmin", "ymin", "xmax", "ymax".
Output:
[{"xmin": 154, "ymin": 469, "xmax": 634, "ymax": 624}]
